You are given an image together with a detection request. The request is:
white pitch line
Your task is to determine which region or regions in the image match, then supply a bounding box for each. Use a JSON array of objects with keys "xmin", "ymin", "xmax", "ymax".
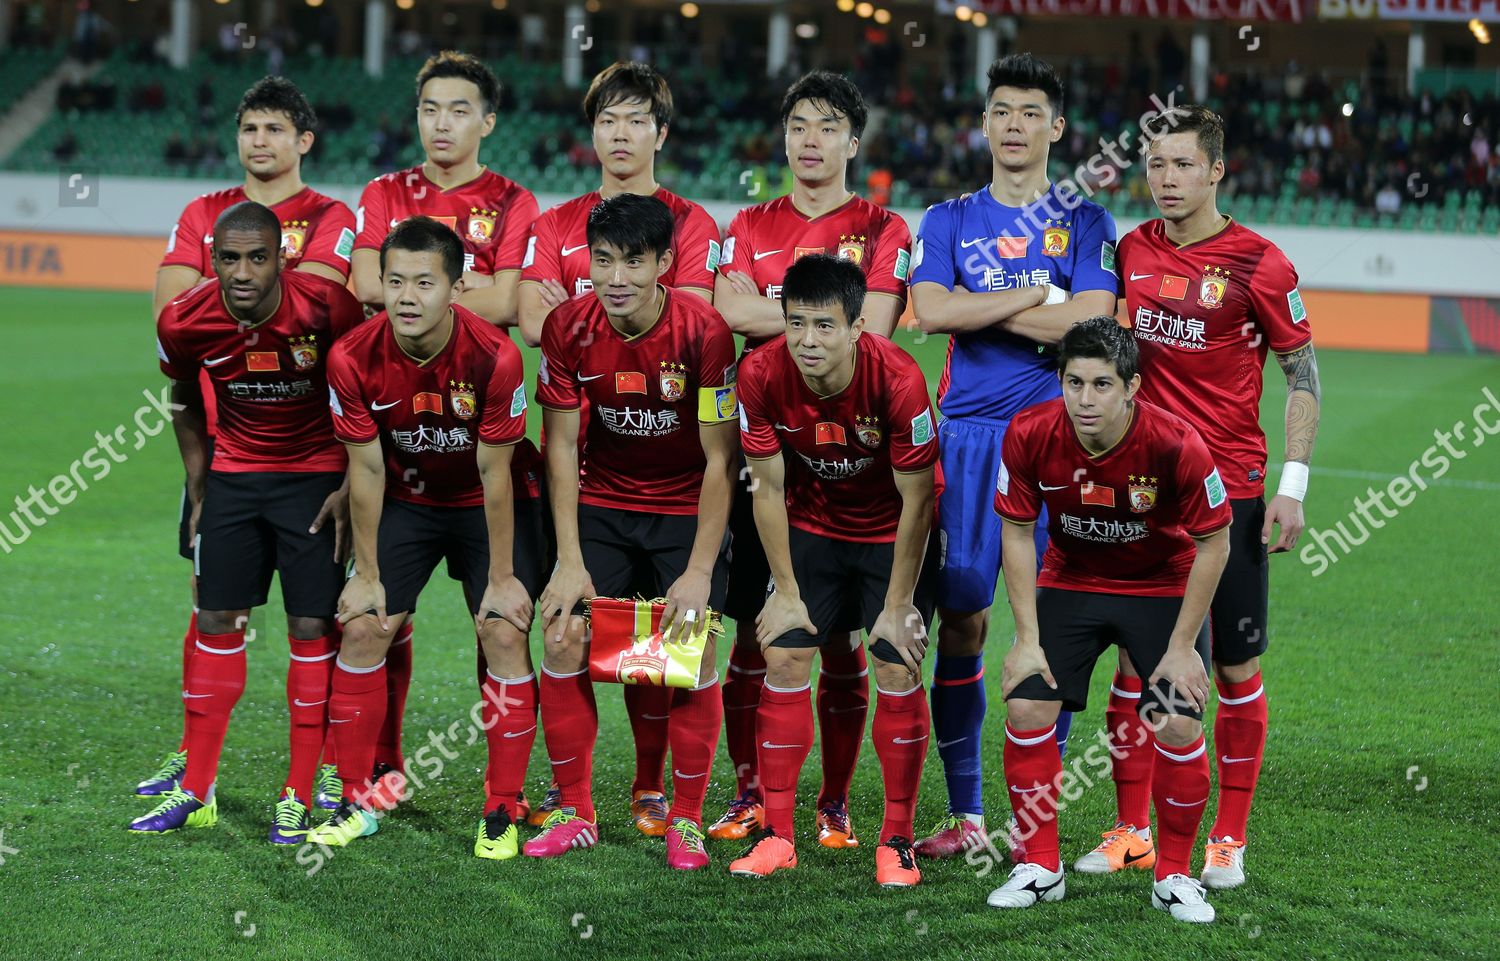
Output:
[{"xmin": 1270, "ymin": 465, "xmax": 1500, "ymax": 491}]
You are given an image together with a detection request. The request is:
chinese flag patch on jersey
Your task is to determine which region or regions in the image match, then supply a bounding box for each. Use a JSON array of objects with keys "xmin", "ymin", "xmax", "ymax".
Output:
[
  {"xmin": 996, "ymin": 236, "xmax": 1029, "ymax": 259},
  {"xmin": 815, "ymin": 422, "xmax": 847, "ymax": 446},
  {"xmin": 616, "ymin": 371, "xmax": 648, "ymax": 395},
  {"xmin": 414, "ymin": 391, "xmax": 443, "ymax": 415},
  {"xmin": 1159, "ymin": 275, "xmax": 1190, "ymax": 301},
  {"xmin": 1080, "ymin": 482, "xmax": 1116, "ymax": 507},
  {"xmin": 246, "ymin": 352, "xmax": 280, "ymax": 372}
]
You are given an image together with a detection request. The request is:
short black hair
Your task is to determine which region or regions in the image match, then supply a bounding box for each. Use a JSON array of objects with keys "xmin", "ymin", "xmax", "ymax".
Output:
[
  {"xmin": 213, "ymin": 201, "xmax": 281, "ymax": 246},
  {"xmin": 380, "ymin": 216, "xmax": 464, "ymax": 284},
  {"xmin": 235, "ymin": 76, "xmax": 318, "ymax": 134},
  {"xmin": 584, "ymin": 61, "xmax": 673, "ymax": 130},
  {"xmin": 1058, "ymin": 316, "xmax": 1139, "ymax": 383},
  {"xmin": 1144, "ymin": 104, "xmax": 1226, "ymax": 166},
  {"xmin": 416, "ymin": 50, "xmax": 501, "ymax": 114},
  {"xmin": 585, "ymin": 193, "xmax": 676, "ymax": 260},
  {"xmin": 779, "ymin": 253, "xmax": 866, "ymax": 327},
  {"xmin": 986, "ymin": 52, "xmax": 1065, "ymax": 117},
  {"xmin": 780, "ymin": 70, "xmax": 868, "ymax": 139}
]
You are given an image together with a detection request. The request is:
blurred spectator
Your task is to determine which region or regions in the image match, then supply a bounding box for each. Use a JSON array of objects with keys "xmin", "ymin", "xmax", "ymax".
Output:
[
  {"xmin": 1375, "ymin": 182, "xmax": 1402, "ymax": 215},
  {"xmin": 53, "ymin": 131, "xmax": 79, "ymax": 163}
]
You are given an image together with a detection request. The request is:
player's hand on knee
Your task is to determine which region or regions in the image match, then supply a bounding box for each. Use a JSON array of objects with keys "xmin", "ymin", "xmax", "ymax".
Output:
[
  {"xmin": 478, "ymin": 574, "xmax": 533, "ymax": 635},
  {"xmin": 338, "ymin": 573, "xmax": 387, "ymax": 632},
  {"xmin": 755, "ymin": 590, "xmax": 816, "ymax": 649},
  {"xmin": 1001, "ymin": 636, "xmax": 1055, "ymax": 698},
  {"xmin": 870, "ymin": 602, "xmax": 928, "ymax": 673},
  {"xmin": 1150, "ymin": 647, "xmax": 1210, "ymax": 713},
  {"xmin": 1263, "ymin": 493, "xmax": 1304, "ymax": 554},
  {"xmin": 538, "ymin": 563, "xmax": 592, "ymax": 642},
  {"xmin": 662, "ymin": 568, "xmax": 710, "ymax": 642}
]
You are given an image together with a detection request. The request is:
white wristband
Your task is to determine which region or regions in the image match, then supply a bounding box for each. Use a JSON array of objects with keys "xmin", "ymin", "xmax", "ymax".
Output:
[
  {"xmin": 1045, "ymin": 283, "xmax": 1068, "ymax": 305},
  {"xmin": 1277, "ymin": 462, "xmax": 1309, "ymax": 502}
]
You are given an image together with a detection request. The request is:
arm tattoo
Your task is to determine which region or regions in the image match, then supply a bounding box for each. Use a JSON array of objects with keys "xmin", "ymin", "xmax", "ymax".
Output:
[{"xmin": 1276, "ymin": 344, "xmax": 1321, "ymax": 465}]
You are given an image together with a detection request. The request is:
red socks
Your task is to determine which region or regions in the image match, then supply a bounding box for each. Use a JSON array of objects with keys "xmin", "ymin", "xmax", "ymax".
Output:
[
  {"xmin": 375, "ymin": 621, "xmax": 413, "ymax": 772},
  {"xmin": 1107, "ymin": 670, "xmax": 1154, "ymax": 830},
  {"xmin": 284, "ymin": 634, "xmax": 336, "ymax": 801},
  {"xmin": 1211, "ymin": 672, "xmax": 1267, "ymax": 841},
  {"xmin": 816, "ymin": 640, "xmax": 869, "ymax": 807},
  {"xmin": 666, "ymin": 676, "xmax": 723, "ymax": 825},
  {"xmin": 1152, "ymin": 734, "xmax": 1211, "ymax": 879},
  {"xmin": 177, "ymin": 609, "xmax": 198, "ymax": 751},
  {"xmin": 871, "ymin": 684, "xmax": 929, "ymax": 842},
  {"xmin": 329, "ymin": 657, "xmax": 387, "ymax": 803},
  {"xmin": 722, "ymin": 641, "xmax": 767, "ymax": 798},
  {"xmin": 1004, "ymin": 723, "xmax": 1062, "ymax": 871},
  {"xmin": 539, "ymin": 667, "xmax": 599, "ymax": 822},
  {"xmin": 756, "ymin": 684, "xmax": 814, "ymax": 839},
  {"xmin": 481, "ymin": 671, "xmax": 539, "ymax": 816},
  {"xmin": 625, "ymin": 684, "xmax": 672, "ymax": 795},
  {"xmin": 180, "ymin": 630, "xmax": 247, "ymax": 798}
]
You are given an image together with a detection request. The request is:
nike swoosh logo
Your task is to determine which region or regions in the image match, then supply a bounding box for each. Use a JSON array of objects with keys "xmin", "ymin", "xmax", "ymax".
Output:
[
  {"xmin": 1220, "ymin": 755, "xmax": 1257, "ymax": 764},
  {"xmin": 371, "ymin": 400, "xmax": 400, "ymax": 411},
  {"xmin": 1129, "ymin": 271, "xmax": 1154, "ymax": 281},
  {"xmin": 639, "ymin": 714, "xmax": 670, "ymax": 721},
  {"xmin": 203, "ymin": 356, "xmax": 235, "ymax": 367},
  {"xmin": 292, "ymin": 698, "xmax": 327, "ymax": 707},
  {"xmin": 753, "ymin": 249, "xmax": 784, "ymax": 261},
  {"xmin": 181, "ymin": 692, "xmax": 213, "ymax": 699},
  {"xmin": 827, "ymin": 705, "xmax": 865, "ymax": 714},
  {"xmin": 936, "ymin": 737, "xmax": 967, "ymax": 748},
  {"xmin": 893, "ymin": 735, "xmax": 929, "ymax": 745},
  {"xmin": 1009, "ymin": 784, "xmax": 1045, "ymax": 794},
  {"xmin": 329, "ymin": 717, "xmax": 352, "ymax": 724},
  {"xmin": 673, "ymin": 770, "xmax": 707, "ymax": 780},
  {"xmin": 561, "ymin": 244, "xmax": 589, "ymax": 256},
  {"xmin": 774, "ymin": 423, "xmax": 802, "ymax": 432},
  {"xmin": 550, "ymin": 756, "xmax": 577, "ymax": 765},
  {"xmin": 761, "ymin": 741, "xmax": 805, "ymax": 750},
  {"xmin": 503, "ymin": 724, "xmax": 538, "ymax": 739},
  {"xmin": 577, "ymin": 373, "xmax": 605, "ymax": 382},
  {"xmin": 1164, "ymin": 796, "xmax": 1206, "ymax": 808},
  {"xmin": 1039, "ymin": 483, "xmax": 1067, "ymax": 491},
  {"xmin": 959, "ymin": 238, "xmax": 988, "ymax": 249},
  {"xmin": 1123, "ymin": 848, "xmax": 1152, "ymax": 865}
]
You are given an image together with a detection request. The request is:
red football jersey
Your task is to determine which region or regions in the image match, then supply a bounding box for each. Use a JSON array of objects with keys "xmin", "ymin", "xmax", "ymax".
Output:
[
  {"xmin": 326, "ymin": 305, "xmax": 535, "ymax": 508},
  {"xmin": 739, "ymin": 333, "xmax": 937, "ymax": 543},
  {"xmin": 536, "ymin": 288, "xmax": 739, "ymax": 515},
  {"xmin": 521, "ymin": 187, "xmax": 720, "ymax": 297},
  {"xmin": 717, "ymin": 194, "xmax": 913, "ymax": 351},
  {"xmin": 354, "ymin": 165, "xmax": 538, "ymax": 276},
  {"xmin": 156, "ymin": 271, "xmax": 364, "ymax": 473},
  {"xmin": 161, "ymin": 185, "xmax": 357, "ymax": 278},
  {"xmin": 1120, "ymin": 218, "xmax": 1312, "ymax": 499},
  {"xmin": 994, "ymin": 398, "xmax": 1232, "ymax": 597}
]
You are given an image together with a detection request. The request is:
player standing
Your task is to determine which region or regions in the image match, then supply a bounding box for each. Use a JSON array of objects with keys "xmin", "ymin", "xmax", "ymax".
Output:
[
  {"xmin": 910, "ymin": 53, "xmax": 1119, "ymax": 859},
  {"xmin": 307, "ymin": 218, "xmax": 548, "ymax": 858},
  {"xmin": 130, "ymin": 202, "xmax": 364, "ymax": 841},
  {"xmin": 516, "ymin": 61, "xmax": 721, "ymax": 834},
  {"xmin": 1089, "ymin": 105, "xmax": 1321, "ymax": 888},
  {"xmin": 986, "ymin": 317, "xmax": 1230, "ymax": 923},
  {"xmin": 527, "ymin": 195, "xmax": 737, "ymax": 871},
  {"xmin": 349, "ymin": 51, "xmax": 543, "ymax": 807},
  {"xmin": 709, "ymin": 71, "xmax": 913, "ymax": 847},
  {"xmin": 729, "ymin": 255, "xmax": 936, "ymax": 887},
  {"xmin": 136, "ymin": 77, "xmax": 357, "ymax": 810}
]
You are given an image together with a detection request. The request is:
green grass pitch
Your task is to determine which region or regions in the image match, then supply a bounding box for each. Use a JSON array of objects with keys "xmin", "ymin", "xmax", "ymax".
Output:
[{"xmin": 1, "ymin": 287, "xmax": 1496, "ymax": 960}]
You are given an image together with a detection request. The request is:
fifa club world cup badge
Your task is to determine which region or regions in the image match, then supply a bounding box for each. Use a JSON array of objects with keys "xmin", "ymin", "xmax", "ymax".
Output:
[
  {"xmin": 659, "ymin": 361, "xmax": 688, "ymax": 402},
  {"xmin": 448, "ymin": 380, "xmax": 476, "ymax": 419},
  {"xmin": 467, "ymin": 207, "xmax": 497, "ymax": 245},
  {"xmin": 855, "ymin": 414, "xmax": 883, "ymax": 448},
  {"xmin": 1042, "ymin": 220, "xmax": 1071, "ymax": 257},
  {"xmin": 1198, "ymin": 266, "xmax": 1231, "ymax": 310},
  {"xmin": 281, "ymin": 219, "xmax": 308, "ymax": 260},
  {"xmin": 1128, "ymin": 474, "xmax": 1159, "ymax": 513},
  {"xmin": 836, "ymin": 234, "xmax": 866, "ymax": 265},
  {"xmin": 288, "ymin": 334, "xmax": 319, "ymax": 372}
]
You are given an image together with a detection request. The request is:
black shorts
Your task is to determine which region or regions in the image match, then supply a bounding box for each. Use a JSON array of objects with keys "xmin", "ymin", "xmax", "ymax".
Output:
[
  {"xmin": 376, "ymin": 496, "xmax": 551, "ymax": 618},
  {"xmin": 768, "ymin": 527, "xmax": 940, "ymax": 664},
  {"xmin": 1007, "ymin": 587, "xmax": 1212, "ymax": 720},
  {"xmin": 1209, "ymin": 497, "xmax": 1269, "ymax": 666},
  {"xmin": 577, "ymin": 503, "xmax": 729, "ymax": 611},
  {"xmin": 194, "ymin": 470, "xmax": 344, "ymax": 616},
  {"xmin": 177, "ymin": 438, "xmax": 215, "ymax": 560},
  {"xmin": 722, "ymin": 468, "xmax": 771, "ymax": 622}
]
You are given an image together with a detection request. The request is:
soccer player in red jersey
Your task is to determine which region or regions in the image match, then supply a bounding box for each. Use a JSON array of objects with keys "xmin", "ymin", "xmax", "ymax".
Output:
[
  {"xmin": 709, "ymin": 71, "xmax": 913, "ymax": 847},
  {"xmin": 728, "ymin": 255, "xmax": 937, "ymax": 887},
  {"xmin": 130, "ymin": 202, "xmax": 364, "ymax": 841},
  {"xmin": 516, "ymin": 61, "xmax": 721, "ymax": 833},
  {"xmin": 307, "ymin": 218, "xmax": 548, "ymax": 858},
  {"xmin": 136, "ymin": 78, "xmax": 357, "ymax": 808},
  {"xmin": 986, "ymin": 317, "xmax": 1230, "ymax": 923},
  {"xmin": 1094, "ymin": 106, "xmax": 1322, "ymax": 889},
  {"xmin": 528, "ymin": 195, "xmax": 738, "ymax": 871},
  {"xmin": 349, "ymin": 51, "xmax": 543, "ymax": 806}
]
